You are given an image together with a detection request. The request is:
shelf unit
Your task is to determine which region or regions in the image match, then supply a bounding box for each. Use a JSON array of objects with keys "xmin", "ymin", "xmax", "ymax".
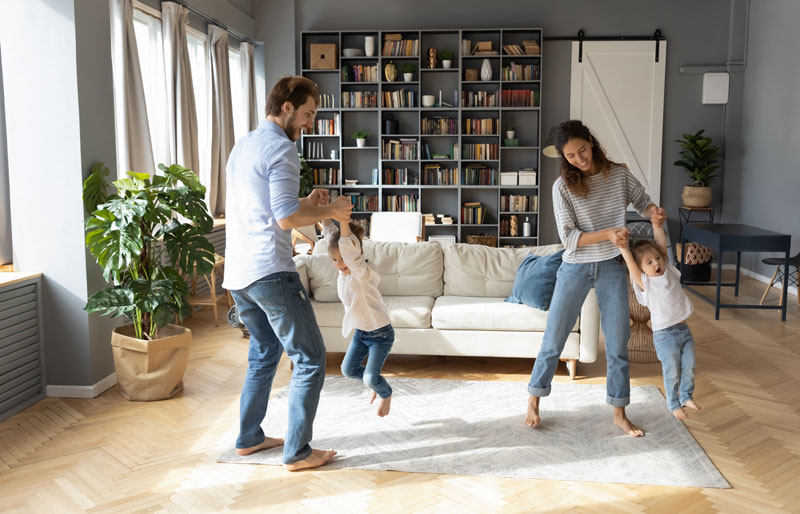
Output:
[{"xmin": 300, "ymin": 28, "xmax": 542, "ymax": 246}]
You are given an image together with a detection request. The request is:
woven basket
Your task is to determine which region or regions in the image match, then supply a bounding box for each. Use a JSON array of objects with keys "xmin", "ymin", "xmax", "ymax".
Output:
[
  {"xmin": 466, "ymin": 233, "xmax": 498, "ymax": 247},
  {"xmin": 627, "ymin": 289, "xmax": 658, "ymax": 363}
]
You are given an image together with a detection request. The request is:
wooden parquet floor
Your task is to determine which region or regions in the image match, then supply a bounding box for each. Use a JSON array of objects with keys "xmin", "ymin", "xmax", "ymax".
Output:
[{"xmin": 1, "ymin": 272, "xmax": 799, "ymax": 513}]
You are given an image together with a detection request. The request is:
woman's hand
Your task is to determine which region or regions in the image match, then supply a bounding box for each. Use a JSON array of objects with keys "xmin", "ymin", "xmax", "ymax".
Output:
[
  {"xmin": 650, "ymin": 207, "xmax": 666, "ymax": 228},
  {"xmin": 608, "ymin": 227, "xmax": 630, "ymax": 248}
]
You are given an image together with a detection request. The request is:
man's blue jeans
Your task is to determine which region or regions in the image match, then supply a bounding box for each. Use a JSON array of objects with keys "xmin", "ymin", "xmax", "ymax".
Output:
[
  {"xmin": 230, "ymin": 271, "xmax": 326, "ymax": 464},
  {"xmin": 528, "ymin": 257, "xmax": 632, "ymax": 407},
  {"xmin": 653, "ymin": 323, "xmax": 696, "ymax": 412},
  {"xmin": 341, "ymin": 324, "xmax": 394, "ymax": 399}
]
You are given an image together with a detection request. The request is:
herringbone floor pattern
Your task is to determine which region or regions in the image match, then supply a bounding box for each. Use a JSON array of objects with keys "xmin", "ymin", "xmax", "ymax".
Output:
[{"xmin": 0, "ymin": 272, "xmax": 798, "ymax": 513}]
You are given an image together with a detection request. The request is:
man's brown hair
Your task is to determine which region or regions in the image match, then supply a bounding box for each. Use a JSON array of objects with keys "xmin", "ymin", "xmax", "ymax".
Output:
[{"xmin": 266, "ymin": 76, "xmax": 319, "ymax": 117}]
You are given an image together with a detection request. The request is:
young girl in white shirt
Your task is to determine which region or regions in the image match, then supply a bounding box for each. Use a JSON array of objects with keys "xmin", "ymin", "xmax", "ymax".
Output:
[
  {"xmin": 618, "ymin": 215, "xmax": 702, "ymax": 419},
  {"xmin": 322, "ymin": 218, "xmax": 394, "ymax": 417}
]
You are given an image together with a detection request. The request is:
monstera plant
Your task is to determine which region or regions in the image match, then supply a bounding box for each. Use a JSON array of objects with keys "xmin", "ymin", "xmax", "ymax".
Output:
[{"xmin": 82, "ymin": 163, "xmax": 215, "ymax": 401}]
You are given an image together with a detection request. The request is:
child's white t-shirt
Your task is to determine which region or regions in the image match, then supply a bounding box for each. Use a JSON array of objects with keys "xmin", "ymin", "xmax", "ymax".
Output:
[
  {"xmin": 322, "ymin": 221, "xmax": 392, "ymax": 338},
  {"xmin": 632, "ymin": 265, "xmax": 694, "ymax": 331}
]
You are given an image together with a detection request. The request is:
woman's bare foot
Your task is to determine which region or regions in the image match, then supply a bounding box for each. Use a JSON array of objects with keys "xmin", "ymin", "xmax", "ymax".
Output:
[
  {"xmin": 672, "ymin": 407, "xmax": 688, "ymax": 419},
  {"xmin": 613, "ymin": 407, "xmax": 644, "ymax": 437},
  {"xmin": 235, "ymin": 436, "xmax": 284, "ymax": 456},
  {"xmin": 525, "ymin": 395, "xmax": 541, "ymax": 428},
  {"xmin": 284, "ymin": 449, "xmax": 337, "ymax": 471},
  {"xmin": 369, "ymin": 391, "xmax": 392, "ymax": 417},
  {"xmin": 684, "ymin": 399, "xmax": 701, "ymax": 411}
]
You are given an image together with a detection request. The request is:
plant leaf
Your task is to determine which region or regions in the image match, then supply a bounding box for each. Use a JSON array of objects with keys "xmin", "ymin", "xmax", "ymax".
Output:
[{"xmin": 83, "ymin": 162, "xmax": 111, "ymax": 214}]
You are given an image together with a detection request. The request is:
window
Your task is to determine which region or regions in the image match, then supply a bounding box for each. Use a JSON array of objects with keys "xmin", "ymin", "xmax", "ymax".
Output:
[
  {"xmin": 229, "ymin": 47, "xmax": 246, "ymax": 142},
  {"xmin": 187, "ymin": 28, "xmax": 209, "ymax": 183},
  {"xmin": 132, "ymin": 5, "xmax": 168, "ymax": 172}
]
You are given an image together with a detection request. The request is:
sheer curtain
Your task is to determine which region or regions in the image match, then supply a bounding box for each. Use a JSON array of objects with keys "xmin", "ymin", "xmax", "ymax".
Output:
[
  {"xmin": 161, "ymin": 2, "xmax": 199, "ymax": 175},
  {"xmin": 110, "ymin": 0, "xmax": 154, "ymax": 177},
  {"xmin": 240, "ymin": 41, "xmax": 258, "ymax": 132},
  {"xmin": 207, "ymin": 25, "xmax": 234, "ymax": 217}
]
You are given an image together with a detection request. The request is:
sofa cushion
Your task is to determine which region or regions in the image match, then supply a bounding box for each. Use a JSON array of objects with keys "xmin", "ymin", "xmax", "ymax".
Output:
[
  {"xmin": 312, "ymin": 296, "xmax": 434, "ymax": 329},
  {"xmin": 305, "ymin": 254, "xmax": 340, "ymax": 302},
  {"xmin": 505, "ymin": 250, "xmax": 564, "ymax": 311},
  {"xmin": 443, "ymin": 243, "xmax": 564, "ymax": 297},
  {"xmin": 431, "ymin": 296, "xmax": 578, "ymax": 332}
]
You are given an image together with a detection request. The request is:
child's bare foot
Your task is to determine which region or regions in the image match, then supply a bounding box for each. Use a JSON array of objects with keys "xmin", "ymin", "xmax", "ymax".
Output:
[
  {"xmin": 525, "ymin": 395, "xmax": 540, "ymax": 428},
  {"xmin": 369, "ymin": 391, "xmax": 391, "ymax": 417},
  {"xmin": 235, "ymin": 436, "xmax": 284, "ymax": 456},
  {"xmin": 672, "ymin": 407, "xmax": 688, "ymax": 419},
  {"xmin": 684, "ymin": 399, "xmax": 701, "ymax": 411},
  {"xmin": 284, "ymin": 449, "xmax": 337, "ymax": 471},
  {"xmin": 613, "ymin": 408, "xmax": 644, "ymax": 437}
]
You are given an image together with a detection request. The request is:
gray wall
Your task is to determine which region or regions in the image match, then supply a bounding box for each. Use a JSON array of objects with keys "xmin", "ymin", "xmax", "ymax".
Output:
[
  {"xmin": 728, "ymin": 0, "xmax": 800, "ymax": 276},
  {"xmin": 255, "ymin": 0, "xmax": 740, "ymax": 246}
]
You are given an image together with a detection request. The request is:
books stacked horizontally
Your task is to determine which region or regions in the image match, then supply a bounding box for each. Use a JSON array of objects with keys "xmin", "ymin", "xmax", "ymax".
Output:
[
  {"xmin": 383, "ymin": 139, "xmax": 418, "ymax": 160},
  {"xmin": 462, "ymin": 143, "xmax": 499, "ymax": 160},
  {"xmin": 501, "ymin": 193, "xmax": 538, "ymax": 212},
  {"xmin": 341, "ymin": 91, "xmax": 377, "ymax": 108},
  {"xmin": 423, "ymin": 213, "xmax": 454, "ymax": 225},
  {"xmin": 471, "ymin": 41, "xmax": 498, "ymax": 55},
  {"xmin": 345, "ymin": 192, "xmax": 378, "ymax": 212},
  {"xmin": 311, "ymin": 167, "xmax": 339, "ymax": 185},
  {"xmin": 383, "ymin": 89, "xmax": 416, "ymax": 108},
  {"xmin": 341, "ymin": 64, "xmax": 378, "ymax": 83},
  {"xmin": 461, "ymin": 90, "xmax": 497, "ymax": 108},
  {"xmin": 383, "ymin": 167, "xmax": 418, "ymax": 185},
  {"xmin": 421, "ymin": 116, "xmax": 457, "ymax": 135},
  {"xmin": 461, "ymin": 202, "xmax": 487, "ymax": 224},
  {"xmin": 523, "ymin": 40, "xmax": 540, "ymax": 55},
  {"xmin": 382, "ymin": 34, "xmax": 418, "ymax": 56},
  {"xmin": 462, "ymin": 165, "xmax": 496, "ymax": 186},
  {"xmin": 463, "ymin": 118, "xmax": 499, "ymax": 135},
  {"xmin": 422, "ymin": 164, "xmax": 457, "ymax": 185},
  {"xmin": 383, "ymin": 194, "xmax": 418, "ymax": 212},
  {"xmin": 311, "ymin": 114, "xmax": 339, "ymax": 135},
  {"xmin": 502, "ymin": 62, "xmax": 540, "ymax": 81}
]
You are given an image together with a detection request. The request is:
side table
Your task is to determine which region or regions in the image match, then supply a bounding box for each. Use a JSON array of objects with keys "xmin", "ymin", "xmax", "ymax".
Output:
[{"xmin": 678, "ymin": 206, "xmax": 714, "ymax": 244}]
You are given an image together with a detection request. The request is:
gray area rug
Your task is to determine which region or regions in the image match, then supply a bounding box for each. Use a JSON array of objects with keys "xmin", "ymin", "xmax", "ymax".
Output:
[{"xmin": 218, "ymin": 376, "xmax": 729, "ymax": 488}]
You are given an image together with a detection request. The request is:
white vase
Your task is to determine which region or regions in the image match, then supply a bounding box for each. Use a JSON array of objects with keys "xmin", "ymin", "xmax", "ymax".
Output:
[
  {"xmin": 442, "ymin": 60, "xmax": 452, "ymax": 69},
  {"xmin": 356, "ymin": 138, "xmax": 366, "ymax": 148},
  {"xmin": 480, "ymin": 59, "xmax": 492, "ymax": 81},
  {"xmin": 364, "ymin": 36, "xmax": 375, "ymax": 57},
  {"xmin": 506, "ymin": 130, "xmax": 515, "ymax": 139},
  {"xmin": 404, "ymin": 72, "xmax": 413, "ymax": 82}
]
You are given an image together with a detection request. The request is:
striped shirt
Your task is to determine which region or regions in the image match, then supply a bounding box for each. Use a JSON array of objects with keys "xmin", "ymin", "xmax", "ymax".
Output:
[{"xmin": 553, "ymin": 165, "xmax": 653, "ymax": 264}]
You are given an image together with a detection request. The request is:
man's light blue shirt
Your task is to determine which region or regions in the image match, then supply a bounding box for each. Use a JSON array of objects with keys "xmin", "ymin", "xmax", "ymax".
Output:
[{"xmin": 222, "ymin": 120, "xmax": 302, "ymax": 290}]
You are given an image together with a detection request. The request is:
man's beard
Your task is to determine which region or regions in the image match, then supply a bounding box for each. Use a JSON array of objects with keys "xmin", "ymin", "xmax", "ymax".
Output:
[{"xmin": 285, "ymin": 112, "xmax": 301, "ymax": 142}]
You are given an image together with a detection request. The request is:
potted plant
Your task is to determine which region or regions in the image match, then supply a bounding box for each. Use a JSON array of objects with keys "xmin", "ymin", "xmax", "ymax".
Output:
[
  {"xmin": 506, "ymin": 124, "xmax": 516, "ymax": 139},
  {"xmin": 83, "ymin": 162, "xmax": 215, "ymax": 401},
  {"xmin": 674, "ymin": 129, "xmax": 721, "ymax": 207},
  {"xmin": 353, "ymin": 129, "xmax": 369, "ymax": 147},
  {"xmin": 439, "ymin": 50, "xmax": 454, "ymax": 69},
  {"xmin": 298, "ymin": 153, "xmax": 314, "ymax": 195},
  {"xmin": 401, "ymin": 63, "xmax": 416, "ymax": 82}
]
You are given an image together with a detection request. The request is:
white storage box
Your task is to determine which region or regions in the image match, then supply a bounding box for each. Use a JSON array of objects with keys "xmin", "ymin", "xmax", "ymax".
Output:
[
  {"xmin": 500, "ymin": 172, "xmax": 518, "ymax": 185},
  {"xmin": 518, "ymin": 171, "xmax": 537, "ymax": 185}
]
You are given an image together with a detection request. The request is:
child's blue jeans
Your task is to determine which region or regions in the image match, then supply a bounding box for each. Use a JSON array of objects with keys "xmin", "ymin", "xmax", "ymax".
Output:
[
  {"xmin": 341, "ymin": 324, "xmax": 394, "ymax": 399},
  {"xmin": 652, "ymin": 323, "xmax": 696, "ymax": 412}
]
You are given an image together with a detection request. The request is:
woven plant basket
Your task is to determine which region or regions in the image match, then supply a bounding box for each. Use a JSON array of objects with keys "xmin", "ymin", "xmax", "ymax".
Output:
[
  {"xmin": 466, "ymin": 233, "xmax": 498, "ymax": 247},
  {"xmin": 627, "ymin": 289, "xmax": 658, "ymax": 363}
]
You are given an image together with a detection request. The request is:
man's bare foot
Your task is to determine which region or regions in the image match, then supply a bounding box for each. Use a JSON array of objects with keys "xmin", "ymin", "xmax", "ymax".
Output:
[
  {"xmin": 369, "ymin": 391, "xmax": 392, "ymax": 417},
  {"xmin": 235, "ymin": 436, "xmax": 284, "ymax": 456},
  {"xmin": 684, "ymin": 399, "xmax": 701, "ymax": 411},
  {"xmin": 672, "ymin": 407, "xmax": 688, "ymax": 419},
  {"xmin": 525, "ymin": 395, "xmax": 540, "ymax": 428},
  {"xmin": 284, "ymin": 449, "xmax": 337, "ymax": 471},
  {"xmin": 613, "ymin": 407, "xmax": 644, "ymax": 437}
]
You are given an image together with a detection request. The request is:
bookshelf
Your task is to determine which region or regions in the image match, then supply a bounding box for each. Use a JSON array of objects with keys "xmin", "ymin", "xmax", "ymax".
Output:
[{"xmin": 300, "ymin": 28, "xmax": 542, "ymax": 247}]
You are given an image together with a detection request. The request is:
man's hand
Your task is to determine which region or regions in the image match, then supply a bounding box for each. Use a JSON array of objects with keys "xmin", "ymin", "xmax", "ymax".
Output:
[
  {"xmin": 608, "ymin": 227, "xmax": 630, "ymax": 248},
  {"xmin": 306, "ymin": 188, "xmax": 329, "ymax": 207},
  {"xmin": 650, "ymin": 206, "xmax": 666, "ymax": 228},
  {"xmin": 329, "ymin": 196, "xmax": 353, "ymax": 223}
]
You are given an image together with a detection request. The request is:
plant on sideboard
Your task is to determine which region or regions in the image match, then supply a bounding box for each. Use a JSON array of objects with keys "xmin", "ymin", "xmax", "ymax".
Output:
[{"xmin": 674, "ymin": 129, "xmax": 721, "ymax": 207}]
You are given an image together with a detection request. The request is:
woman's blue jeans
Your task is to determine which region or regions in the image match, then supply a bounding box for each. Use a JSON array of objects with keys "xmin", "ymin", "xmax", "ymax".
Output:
[
  {"xmin": 341, "ymin": 324, "xmax": 394, "ymax": 399},
  {"xmin": 230, "ymin": 271, "xmax": 326, "ymax": 464},
  {"xmin": 528, "ymin": 257, "xmax": 632, "ymax": 407}
]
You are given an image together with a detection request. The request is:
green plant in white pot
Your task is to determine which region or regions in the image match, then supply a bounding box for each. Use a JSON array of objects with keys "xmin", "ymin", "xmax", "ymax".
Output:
[
  {"xmin": 674, "ymin": 129, "xmax": 720, "ymax": 208},
  {"xmin": 83, "ymin": 163, "xmax": 215, "ymax": 400}
]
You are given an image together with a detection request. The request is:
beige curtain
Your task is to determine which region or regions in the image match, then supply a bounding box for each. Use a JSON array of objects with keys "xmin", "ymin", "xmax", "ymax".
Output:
[
  {"xmin": 240, "ymin": 41, "xmax": 258, "ymax": 131},
  {"xmin": 110, "ymin": 0, "xmax": 154, "ymax": 177},
  {"xmin": 161, "ymin": 2, "xmax": 199, "ymax": 175},
  {"xmin": 207, "ymin": 25, "xmax": 234, "ymax": 217}
]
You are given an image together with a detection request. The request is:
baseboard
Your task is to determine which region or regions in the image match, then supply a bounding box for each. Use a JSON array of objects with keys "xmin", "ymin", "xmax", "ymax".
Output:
[
  {"xmin": 717, "ymin": 264, "xmax": 798, "ymax": 297},
  {"xmin": 46, "ymin": 372, "xmax": 117, "ymax": 398}
]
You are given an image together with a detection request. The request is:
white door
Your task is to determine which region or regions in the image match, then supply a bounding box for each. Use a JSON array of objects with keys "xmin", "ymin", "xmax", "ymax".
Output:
[{"xmin": 570, "ymin": 41, "xmax": 666, "ymax": 204}]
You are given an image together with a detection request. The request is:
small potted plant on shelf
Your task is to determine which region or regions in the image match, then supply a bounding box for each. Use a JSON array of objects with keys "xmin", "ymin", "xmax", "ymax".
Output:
[
  {"xmin": 439, "ymin": 50, "xmax": 454, "ymax": 69},
  {"xmin": 83, "ymin": 162, "xmax": 215, "ymax": 401},
  {"xmin": 401, "ymin": 63, "xmax": 416, "ymax": 82},
  {"xmin": 674, "ymin": 129, "xmax": 721, "ymax": 208},
  {"xmin": 506, "ymin": 124, "xmax": 516, "ymax": 139},
  {"xmin": 353, "ymin": 129, "xmax": 369, "ymax": 147}
]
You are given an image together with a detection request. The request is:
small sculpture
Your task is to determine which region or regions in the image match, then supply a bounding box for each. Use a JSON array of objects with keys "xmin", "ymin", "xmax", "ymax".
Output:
[
  {"xmin": 428, "ymin": 48, "xmax": 438, "ymax": 69},
  {"xmin": 384, "ymin": 61, "xmax": 397, "ymax": 82},
  {"xmin": 510, "ymin": 215, "xmax": 518, "ymax": 236}
]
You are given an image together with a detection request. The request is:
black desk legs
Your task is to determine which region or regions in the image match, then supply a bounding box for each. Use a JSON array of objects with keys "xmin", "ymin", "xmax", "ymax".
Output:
[
  {"xmin": 782, "ymin": 251, "xmax": 790, "ymax": 321},
  {"xmin": 735, "ymin": 252, "xmax": 741, "ymax": 297},
  {"xmin": 716, "ymin": 249, "xmax": 723, "ymax": 320}
]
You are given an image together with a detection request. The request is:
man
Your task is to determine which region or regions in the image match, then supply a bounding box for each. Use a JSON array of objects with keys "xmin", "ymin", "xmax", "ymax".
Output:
[{"xmin": 223, "ymin": 75, "xmax": 353, "ymax": 471}]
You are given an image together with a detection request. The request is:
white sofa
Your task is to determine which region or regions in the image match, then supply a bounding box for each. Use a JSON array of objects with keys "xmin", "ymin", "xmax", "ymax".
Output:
[{"xmin": 293, "ymin": 240, "xmax": 599, "ymax": 379}]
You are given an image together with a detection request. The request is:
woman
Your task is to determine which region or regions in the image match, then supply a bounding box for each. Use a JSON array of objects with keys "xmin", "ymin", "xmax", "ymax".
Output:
[{"xmin": 526, "ymin": 120, "xmax": 664, "ymax": 436}]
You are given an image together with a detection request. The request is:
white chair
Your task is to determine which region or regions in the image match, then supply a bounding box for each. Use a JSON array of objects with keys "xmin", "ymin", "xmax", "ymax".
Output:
[
  {"xmin": 370, "ymin": 212, "xmax": 424, "ymax": 243},
  {"xmin": 291, "ymin": 224, "xmax": 319, "ymax": 255}
]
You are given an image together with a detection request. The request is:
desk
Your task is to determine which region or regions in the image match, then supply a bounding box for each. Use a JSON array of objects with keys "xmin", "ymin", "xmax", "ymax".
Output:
[{"xmin": 680, "ymin": 224, "xmax": 791, "ymax": 321}]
